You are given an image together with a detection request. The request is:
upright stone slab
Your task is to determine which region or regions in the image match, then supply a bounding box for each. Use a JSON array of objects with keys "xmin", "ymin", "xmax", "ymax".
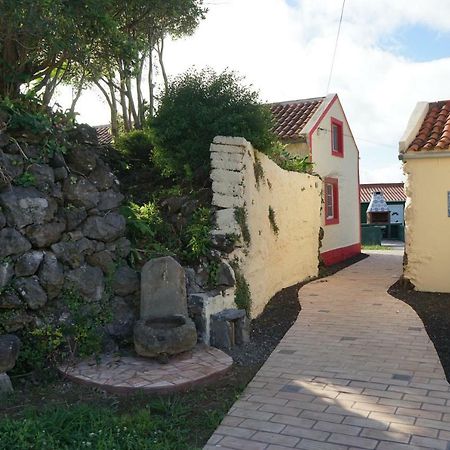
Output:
[{"xmin": 140, "ymin": 256, "xmax": 187, "ymax": 319}]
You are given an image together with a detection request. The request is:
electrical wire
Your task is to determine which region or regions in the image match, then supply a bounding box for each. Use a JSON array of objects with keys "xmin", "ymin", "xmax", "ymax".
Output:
[
  {"xmin": 326, "ymin": 0, "xmax": 346, "ymax": 94},
  {"xmin": 317, "ymin": 127, "xmax": 394, "ymax": 149}
]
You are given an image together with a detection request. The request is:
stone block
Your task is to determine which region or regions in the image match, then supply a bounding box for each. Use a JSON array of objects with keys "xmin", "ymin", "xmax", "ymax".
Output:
[
  {"xmin": 0, "ymin": 373, "xmax": 13, "ymax": 395},
  {"xmin": 140, "ymin": 256, "xmax": 188, "ymax": 319},
  {"xmin": 210, "ymin": 168, "xmax": 244, "ymax": 185},
  {"xmin": 0, "ymin": 334, "xmax": 21, "ymax": 372},
  {"xmin": 212, "ymin": 193, "xmax": 244, "ymax": 209},
  {"xmin": 212, "ymin": 181, "xmax": 244, "ymax": 197},
  {"xmin": 213, "ymin": 136, "xmax": 249, "ymax": 147},
  {"xmin": 214, "ymin": 208, "xmax": 240, "ymax": 234},
  {"xmin": 210, "ymin": 308, "xmax": 250, "ymax": 350},
  {"xmin": 211, "ymin": 157, "xmax": 244, "ymax": 172}
]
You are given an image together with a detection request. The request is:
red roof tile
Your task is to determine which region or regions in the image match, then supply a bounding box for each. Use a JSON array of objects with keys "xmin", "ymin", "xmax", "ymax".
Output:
[
  {"xmin": 94, "ymin": 125, "xmax": 113, "ymax": 146},
  {"xmin": 360, "ymin": 183, "xmax": 405, "ymax": 203},
  {"xmin": 407, "ymin": 100, "xmax": 450, "ymax": 151},
  {"xmin": 270, "ymin": 98, "xmax": 324, "ymax": 141}
]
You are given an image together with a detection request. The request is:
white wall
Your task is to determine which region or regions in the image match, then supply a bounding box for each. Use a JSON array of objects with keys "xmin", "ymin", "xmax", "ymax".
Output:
[
  {"xmin": 210, "ymin": 136, "xmax": 322, "ymax": 317},
  {"xmin": 306, "ymin": 97, "xmax": 361, "ymax": 258}
]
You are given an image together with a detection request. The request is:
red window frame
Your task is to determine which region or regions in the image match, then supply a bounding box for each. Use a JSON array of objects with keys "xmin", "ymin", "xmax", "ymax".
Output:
[
  {"xmin": 330, "ymin": 117, "xmax": 344, "ymax": 157},
  {"xmin": 324, "ymin": 177, "xmax": 339, "ymax": 225}
]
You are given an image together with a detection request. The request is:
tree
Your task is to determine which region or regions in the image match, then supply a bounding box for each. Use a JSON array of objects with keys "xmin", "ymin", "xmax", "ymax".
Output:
[
  {"xmin": 0, "ymin": 0, "xmax": 206, "ymax": 132},
  {"xmin": 150, "ymin": 68, "xmax": 277, "ymax": 181},
  {"xmin": 0, "ymin": 0, "xmax": 122, "ymax": 99},
  {"xmin": 95, "ymin": 0, "xmax": 206, "ymax": 134}
]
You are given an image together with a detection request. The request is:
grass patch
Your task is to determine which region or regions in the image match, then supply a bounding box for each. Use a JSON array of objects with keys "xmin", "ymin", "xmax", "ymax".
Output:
[
  {"xmin": 362, "ymin": 245, "xmax": 391, "ymax": 250},
  {"xmin": 0, "ymin": 374, "xmax": 246, "ymax": 450}
]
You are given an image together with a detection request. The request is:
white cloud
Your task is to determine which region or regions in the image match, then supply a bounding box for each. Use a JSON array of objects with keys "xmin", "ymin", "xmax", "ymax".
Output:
[{"xmin": 56, "ymin": 0, "xmax": 450, "ymax": 183}]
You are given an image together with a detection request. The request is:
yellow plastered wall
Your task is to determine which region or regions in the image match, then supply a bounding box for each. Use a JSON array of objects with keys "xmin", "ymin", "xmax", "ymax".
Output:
[
  {"xmin": 211, "ymin": 136, "xmax": 322, "ymax": 317},
  {"xmin": 404, "ymin": 157, "xmax": 450, "ymax": 292},
  {"xmin": 305, "ymin": 99, "xmax": 360, "ymax": 253}
]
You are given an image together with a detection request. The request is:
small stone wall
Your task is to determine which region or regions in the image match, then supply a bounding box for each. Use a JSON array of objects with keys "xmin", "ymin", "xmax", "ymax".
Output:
[
  {"xmin": 0, "ymin": 125, "xmax": 139, "ymax": 344},
  {"xmin": 209, "ymin": 136, "xmax": 322, "ymax": 318}
]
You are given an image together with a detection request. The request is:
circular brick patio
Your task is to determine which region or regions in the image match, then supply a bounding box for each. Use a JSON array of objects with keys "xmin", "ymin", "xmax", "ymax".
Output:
[{"xmin": 60, "ymin": 344, "xmax": 232, "ymax": 394}]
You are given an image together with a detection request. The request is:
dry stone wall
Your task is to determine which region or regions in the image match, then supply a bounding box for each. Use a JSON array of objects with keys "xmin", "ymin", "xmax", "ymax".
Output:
[
  {"xmin": 210, "ymin": 136, "xmax": 322, "ymax": 317},
  {"xmin": 0, "ymin": 124, "xmax": 139, "ymax": 344}
]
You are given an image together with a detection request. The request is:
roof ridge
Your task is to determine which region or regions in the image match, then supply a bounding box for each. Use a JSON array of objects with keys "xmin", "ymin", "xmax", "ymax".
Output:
[{"xmin": 267, "ymin": 96, "xmax": 325, "ymax": 106}]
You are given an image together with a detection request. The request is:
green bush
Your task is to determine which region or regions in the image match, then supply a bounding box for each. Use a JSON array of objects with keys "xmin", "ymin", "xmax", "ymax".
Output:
[
  {"xmin": 267, "ymin": 144, "xmax": 314, "ymax": 173},
  {"xmin": 115, "ymin": 130, "xmax": 153, "ymax": 162},
  {"xmin": 182, "ymin": 207, "xmax": 212, "ymax": 263},
  {"xmin": 150, "ymin": 68, "xmax": 276, "ymax": 180}
]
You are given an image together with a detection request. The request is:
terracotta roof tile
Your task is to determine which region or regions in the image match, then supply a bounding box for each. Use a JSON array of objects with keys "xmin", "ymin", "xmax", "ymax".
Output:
[
  {"xmin": 269, "ymin": 97, "xmax": 324, "ymax": 141},
  {"xmin": 360, "ymin": 183, "xmax": 406, "ymax": 203},
  {"xmin": 407, "ymin": 100, "xmax": 450, "ymax": 152}
]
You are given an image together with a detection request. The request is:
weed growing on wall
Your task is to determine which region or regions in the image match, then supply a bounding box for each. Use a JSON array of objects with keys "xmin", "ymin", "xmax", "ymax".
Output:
[
  {"xmin": 10, "ymin": 287, "xmax": 113, "ymax": 376},
  {"xmin": 268, "ymin": 206, "xmax": 279, "ymax": 235},
  {"xmin": 183, "ymin": 207, "xmax": 212, "ymax": 263},
  {"xmin": 14, "ymin": 171, "xmax": 36, "ymax": 187},
  {"xmin": 253, "ymin": 155, "xmax": 265, "ymax": 188},
  {"xmin": 234, "ymin": 207, "xmax": 251, "ymax": 246},
  {"xmin": 268, "ymin": 144, "xmax": 313, "ymax": 173},
  {"xmin": 230, "ymin": 261, "xmax": 252, "ymax": 316}
]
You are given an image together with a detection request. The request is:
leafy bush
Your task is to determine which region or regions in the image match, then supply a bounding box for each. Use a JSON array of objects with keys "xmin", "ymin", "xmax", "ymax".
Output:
[
  {"xmin": 0, "ymin": 95, "xmax": 74, "ymax": 158},
  {"xmin": 150, "ymin": 68, "xmax": 276, "ymax": 180},
  {"xmin": 120, "ymin": 201, "xmax": 175, "ymax": 263},
  {"xmin": 182, "ymin": 207, "xmax": 212, "ymax": 263},
  {"xmin": 11, "ymin": 288, "xmax": 112, "ymax": 375},
  {"xmin": 267, "ymin": 144, "xmax": 314, "ymax": 173},
  {"xmin": 115, "ymin": 130, "xmax": 153, "ymax": 163}
]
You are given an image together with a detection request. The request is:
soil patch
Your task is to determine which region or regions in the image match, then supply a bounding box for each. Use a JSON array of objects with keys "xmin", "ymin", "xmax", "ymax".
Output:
[{"xmin": 389, "ymin": 279, "xmax": 450, "ymax": 383}]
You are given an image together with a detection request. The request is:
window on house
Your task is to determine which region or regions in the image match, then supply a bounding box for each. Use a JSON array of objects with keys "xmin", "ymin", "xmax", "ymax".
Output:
[
  {"xmin": 331, "ymin": 118, "xmax": 343, "ymax": 156},
  {"xmin": 324, "ymin": 178, "xmax": 339, "ymax": 225}
]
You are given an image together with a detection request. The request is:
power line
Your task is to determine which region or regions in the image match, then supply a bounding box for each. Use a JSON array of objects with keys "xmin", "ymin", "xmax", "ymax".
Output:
[
  {"xmin": 326, "ymin": 0, "xmax": 346, "ymax": 94},
  {"xmin": 317, "ymin": 127, "xmax": 394, "ymax": 149}
]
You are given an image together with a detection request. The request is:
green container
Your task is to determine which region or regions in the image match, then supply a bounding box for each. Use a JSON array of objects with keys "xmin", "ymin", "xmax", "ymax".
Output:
[{"xmin": 361, "ymin": 225, "xmax": 382, "ymax": 245}]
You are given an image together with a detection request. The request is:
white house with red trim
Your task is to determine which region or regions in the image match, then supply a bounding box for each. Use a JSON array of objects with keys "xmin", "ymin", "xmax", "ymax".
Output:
[{"xmin": 270, "ymin": 94, "xmax": 361, "ymax": 265}]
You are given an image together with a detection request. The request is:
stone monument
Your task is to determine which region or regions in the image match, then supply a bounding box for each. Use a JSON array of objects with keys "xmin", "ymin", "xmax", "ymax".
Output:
[{"xmin": 134, "ymin": 256, "xmax": 197, "ymax": 359}]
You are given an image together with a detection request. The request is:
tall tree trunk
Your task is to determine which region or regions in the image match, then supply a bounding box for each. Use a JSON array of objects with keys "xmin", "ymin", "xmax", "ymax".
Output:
[
  {"xmin": 136, "ymin": 54, "xmax": 145, "ymax": 126},
  {"xmin": 157, "ymin": 38, "xmax": 168, "ymax": 91},
  {"xmin": 108, "ymin": 81, "xmax": 119, "ymax": 138},
  {"xmin": 148, "ymin": 45, "xmax": 155, "ymax": 118},
  {"xmin": 69, "ymin": 72, "xmax": 86, "ymax": 115},
  {"xmin": 125, "ymin": 75, "xmax": 139, "ymax": 129},
  {"xmin": 119, "ymin": 75, "xmax": 130, "ymax": 132}
]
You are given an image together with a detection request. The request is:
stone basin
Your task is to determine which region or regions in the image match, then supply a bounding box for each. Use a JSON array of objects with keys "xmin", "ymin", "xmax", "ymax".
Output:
[{"xmin": 133, "ymin": 314, "xmax": 197, "ymax": 358}]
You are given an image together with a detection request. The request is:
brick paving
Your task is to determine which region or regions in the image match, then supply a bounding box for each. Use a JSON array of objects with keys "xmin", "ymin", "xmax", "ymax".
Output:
[
  {"xmin": 205, "ymin": 252, "xmax": 450, "ymax": 449},
  {"xmin": 61, "ymin": 344, "xmax": 232, "ymax": 394}
]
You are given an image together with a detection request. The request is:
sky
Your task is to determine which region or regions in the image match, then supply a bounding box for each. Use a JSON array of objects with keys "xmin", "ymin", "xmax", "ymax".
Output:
[{"xmin": 58, "ymin": 0, "xmax": 450, "ymax": 184}]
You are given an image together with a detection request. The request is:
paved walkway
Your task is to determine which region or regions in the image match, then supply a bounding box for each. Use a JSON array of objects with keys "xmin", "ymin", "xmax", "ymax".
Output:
[{"xmin": 205, "ymin": 253, "xmax": 450, "ymax": 450}]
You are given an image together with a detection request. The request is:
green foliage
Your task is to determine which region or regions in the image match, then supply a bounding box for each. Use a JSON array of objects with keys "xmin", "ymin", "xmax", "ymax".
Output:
[
  {"xmin": 230, "ymin": 261, "xmax": 252, "ymax": 316},
  {"xmin": 0, "ymin": 96, "xmax": 73, "ymax": 159},
  {"xmin": 12, "ymin": 288, "xmax": 112, "ymax": 375},
  {"xmin": 182, "ymin": 207, "xmax": 212, "ymax": 263},
  {"xmin": 115, "ymin": 130, "xmax": 153, "ymax": 163},
  {"xmin": 253, "ymin": 155, "xmax": 265, "ymax": 187},
  {"xmin": 267, "ymin": 144, "xmax": 314, "ymax": 173},
  {"xmin": 14, "ymin": 171, "xmax": 36, "ymax": 187},
  {"xmin": 234, "ymin": 207, "xmax": 251, "ymax": 246},
  {"xmin": 268, "ymin": 206, "xmax": 279, "ymax": 235},
  {"xmin": 121, "ymin": 199, "xmax": 213, "ymax": 266},
  {"xmin": 120, "ymin": 201, "xmax": 175, "ymax": 262},
  {"xmin": 150, "ymin": 68, "xmax": 277, "ymax": 180}
]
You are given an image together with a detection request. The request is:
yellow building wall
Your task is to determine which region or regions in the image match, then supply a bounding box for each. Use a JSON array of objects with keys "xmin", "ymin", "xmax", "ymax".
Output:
[
  {"xmin": 306, "ymin": 99, "xmax": 360, "ymax": 255},
  {"xmin": 404, "ymin": 157, "xmax": 450, "ymax": 292},
  {"xmin": 210, "ymin": 136, "xmax": 322, "ymax": 317}
]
